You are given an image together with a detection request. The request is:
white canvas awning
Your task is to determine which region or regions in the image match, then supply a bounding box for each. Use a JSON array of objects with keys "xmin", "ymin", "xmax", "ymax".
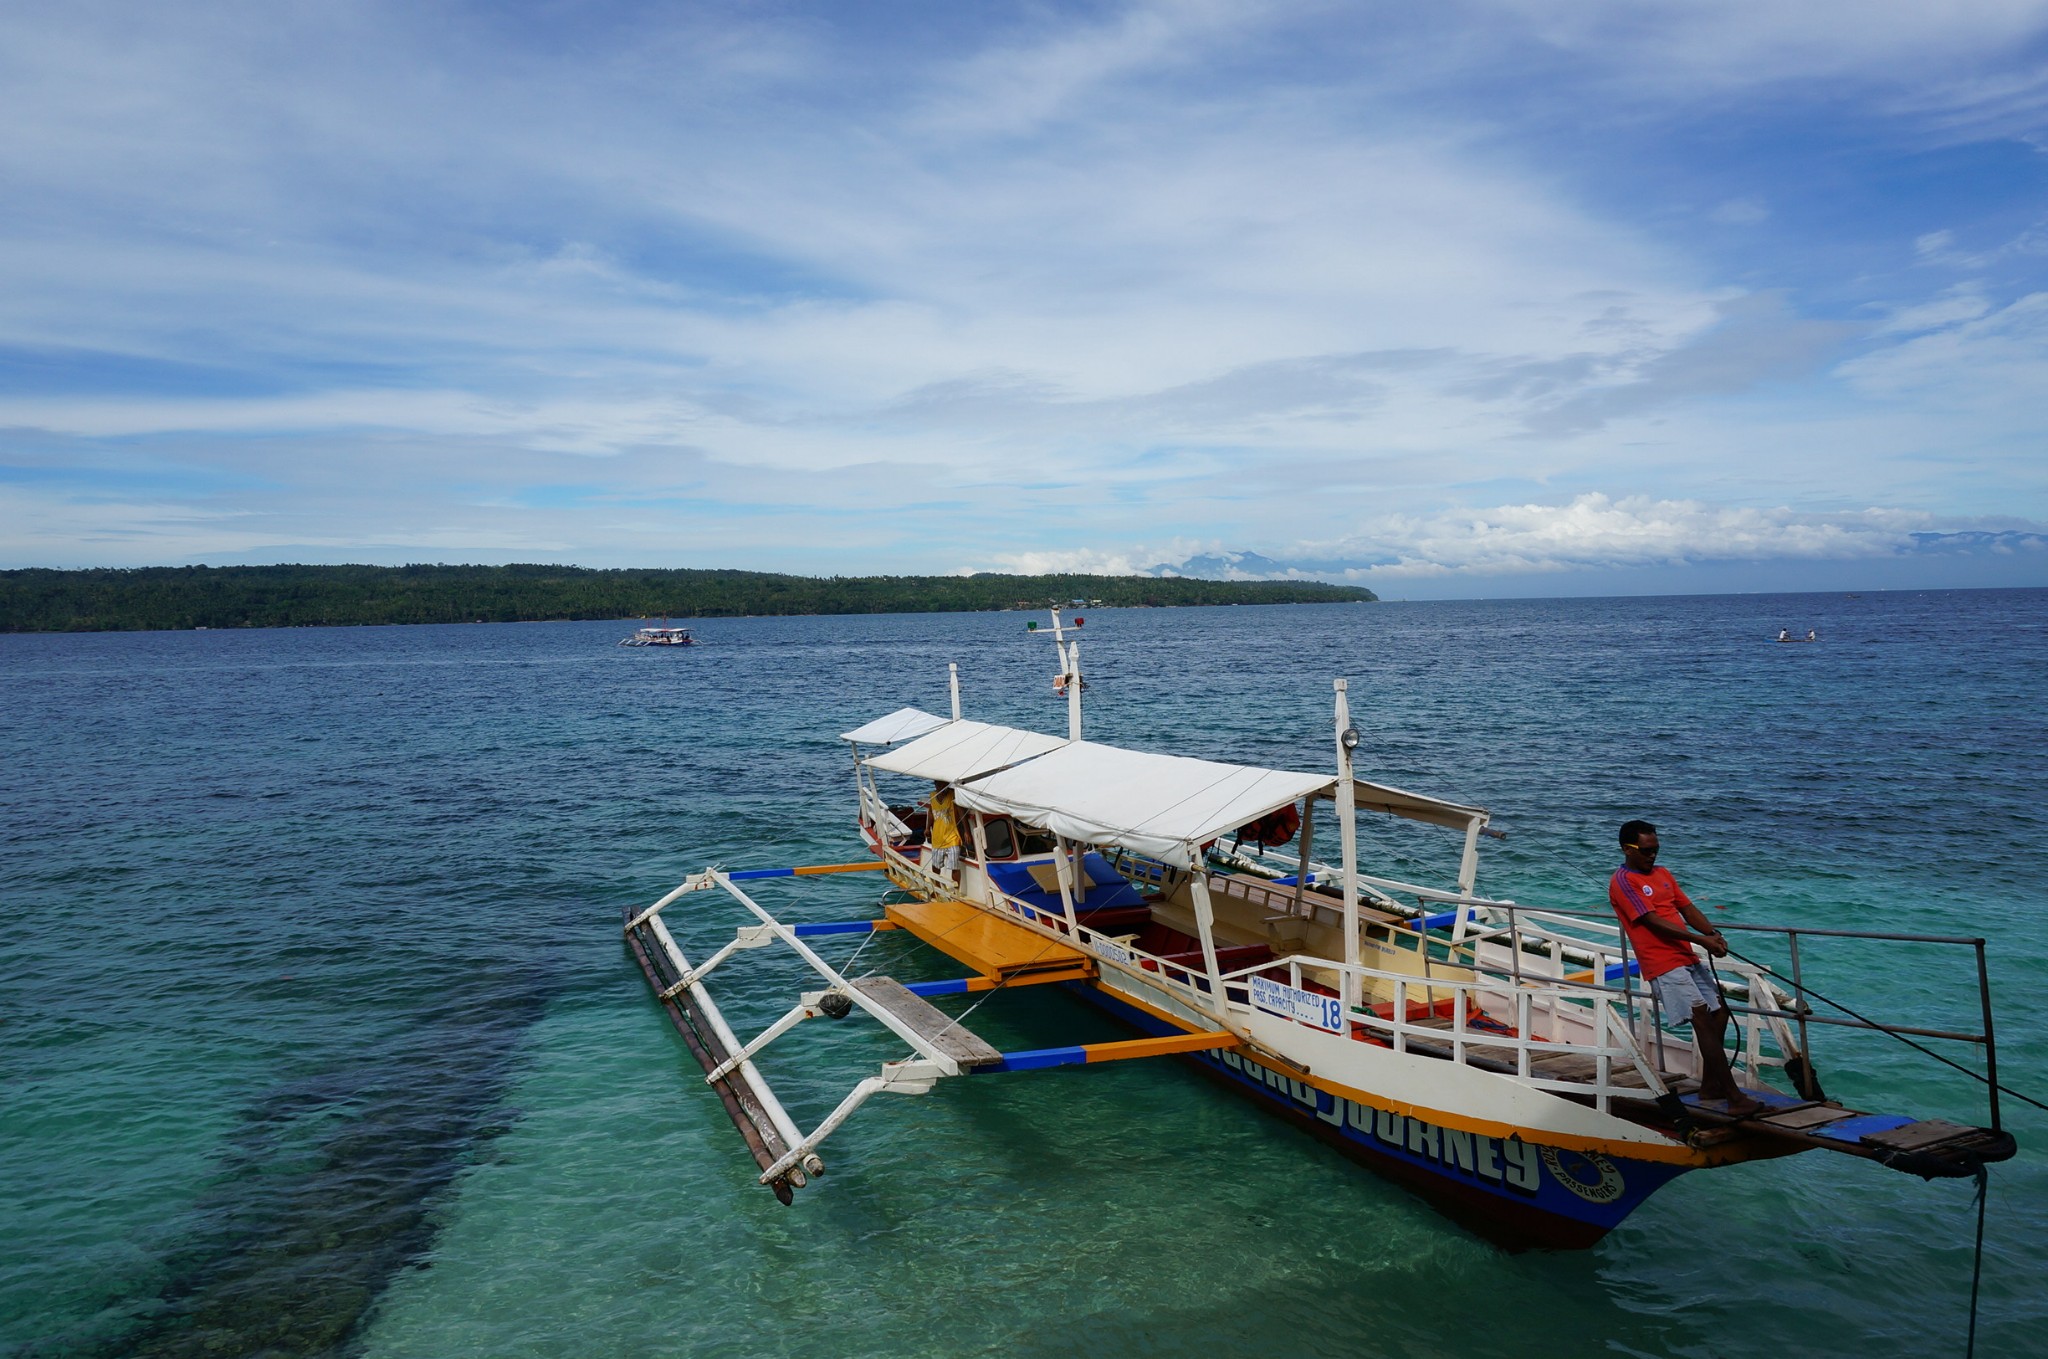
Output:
[
  {"xmin": 952, "ymin": 740, "xmax": 1331, "ymax": 868},
  {"xmin": 862, "ymin": 720, "xmax": 1068, "ymax": 785},
  {"xmin": 1347, "ymin": 778, "xmax": 1488, "ymax": 831},
  {"xmin": 840, "ymin": 707, "xmax": 950, "ymax": 746}
]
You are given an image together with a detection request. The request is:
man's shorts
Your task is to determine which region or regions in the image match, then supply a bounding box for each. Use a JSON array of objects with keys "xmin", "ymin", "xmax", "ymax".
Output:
[
  {"xmin": 927, "ymin": 846, "xmax": 960, "ymax": 875},
  {"xmin": 1649, "ymin": 962, "xmax": 1726, "ymax": 1024}
]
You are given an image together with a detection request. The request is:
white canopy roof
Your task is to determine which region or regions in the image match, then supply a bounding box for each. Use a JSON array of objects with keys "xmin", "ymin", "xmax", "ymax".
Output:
[
  {"xmin": 840, "ymin": 707, "xmax": 950, "ymax": 746},
  {"xmin": 1348, "ymin": 778, "xmax": 1488, "ymax": 831},
  {"xmin": 862, "ymin": 720, "xmax": 1068, "ymax": 784},
  {"xmin": 952, "ymin": 740, "xmax": 1330, "ymax": 869}
]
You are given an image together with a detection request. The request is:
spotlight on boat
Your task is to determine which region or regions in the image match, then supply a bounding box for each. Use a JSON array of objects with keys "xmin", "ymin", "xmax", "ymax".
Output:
[{"xmin": 1340, "ymin": 726, "xmax": 1360, "ymax": 751}]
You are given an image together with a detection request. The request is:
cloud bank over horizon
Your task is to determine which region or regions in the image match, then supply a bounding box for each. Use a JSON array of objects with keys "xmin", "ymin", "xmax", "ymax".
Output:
[{"xmin": 2, "ymin": 0, "xmax": 2045, "ymax": 598}]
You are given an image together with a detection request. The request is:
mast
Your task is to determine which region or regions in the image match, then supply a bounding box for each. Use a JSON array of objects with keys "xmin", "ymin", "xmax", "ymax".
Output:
[
  {"xmin": 1334, "ymin": 679, "xmax": 1361, "ymax": 1018},
  {"xmin": 1039, "ymin": 607, "xmax": 1084, "ymax": 740}
]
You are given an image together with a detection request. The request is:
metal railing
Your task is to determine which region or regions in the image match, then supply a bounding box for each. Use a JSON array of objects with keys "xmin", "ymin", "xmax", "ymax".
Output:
[
  {"xmin": 933, "ymin": 853, "xmax": 1676, "ymax": 1115},
  {"xmin": 872, "ymin": 838, "xmax": 2004, "ymax": 1129}
]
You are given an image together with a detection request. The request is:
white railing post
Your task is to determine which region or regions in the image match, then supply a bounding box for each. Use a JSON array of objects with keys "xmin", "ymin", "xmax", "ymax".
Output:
[
  {"xmin": 1187, "ymin": 872, "xmax": 1228, "ymax": 1017},
  {"xmin": 1051, "ymin": 836, "xmax": 1083, "ymax": 933}
]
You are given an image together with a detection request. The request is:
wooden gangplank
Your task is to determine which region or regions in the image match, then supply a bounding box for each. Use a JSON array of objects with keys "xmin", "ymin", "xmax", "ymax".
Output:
[
  {"xmin": 849, "ymin": 977, "xmax": 1005, "ymax": 1068},
  {"xmin": 884, "ymin": 897, "xmax": 1089, "ymax": 980}
]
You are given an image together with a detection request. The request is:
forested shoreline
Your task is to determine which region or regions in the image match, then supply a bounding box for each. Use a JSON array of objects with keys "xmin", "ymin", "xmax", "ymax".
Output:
[{"xmin": 0, "ymin": 564, "xmax": 1375, "ymax": 632}]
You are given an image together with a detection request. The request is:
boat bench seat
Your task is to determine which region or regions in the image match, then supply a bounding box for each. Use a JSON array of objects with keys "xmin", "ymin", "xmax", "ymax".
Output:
[
  {"xmin": 1145, "ymin": 943, "xmax": 1276, "ymax": 975},
  {"xmin": 985, "ymin": 854, "xmax": 1148, "ymax": 918},
  {"xmin": 1072, "ymin": 904, "xmax": 1154, "ymax": 934}
]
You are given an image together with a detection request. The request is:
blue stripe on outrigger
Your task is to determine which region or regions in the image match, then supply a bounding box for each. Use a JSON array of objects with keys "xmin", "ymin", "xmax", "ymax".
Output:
[
  {"xmin": 971, "ymin": 1046, "xmax": 1090, "ymax": 1073},
  {"xmin": 789, "ymin": 920, "xmax": 884, "ymax": 937},
  {"xmin": 727, "ymin": 862, "xmax": 885, "ymax": 881},
  {"xmin": 903, "ymin": 977, "xmax": 972, "ymax": 996}
]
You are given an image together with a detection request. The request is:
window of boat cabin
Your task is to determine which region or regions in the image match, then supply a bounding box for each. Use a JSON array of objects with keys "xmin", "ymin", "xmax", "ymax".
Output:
[
  {"xmin": 972, "ymin": 815, "xmax": 1056, "ymax": 861},
  {"xmin": 979, "ymin": 815, "xmax": 1017, "ymax": 861}
]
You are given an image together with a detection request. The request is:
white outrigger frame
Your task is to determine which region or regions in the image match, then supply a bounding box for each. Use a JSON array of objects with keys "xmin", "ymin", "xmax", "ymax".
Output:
[{"xmin": 628, "ymin": 864, "xmax": 1009, "ymax": 1196}]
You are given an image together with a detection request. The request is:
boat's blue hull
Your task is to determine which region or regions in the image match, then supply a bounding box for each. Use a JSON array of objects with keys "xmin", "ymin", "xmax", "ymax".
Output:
[{"xmin": 1065, "ymin": 982, "xmax": 1693, "ymax": 1249}]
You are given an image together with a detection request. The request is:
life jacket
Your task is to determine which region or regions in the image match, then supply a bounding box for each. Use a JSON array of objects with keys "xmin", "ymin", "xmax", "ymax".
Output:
[{"xmin": 1237, "ymin": 803, "xmax": 1301, "ymax": 848}]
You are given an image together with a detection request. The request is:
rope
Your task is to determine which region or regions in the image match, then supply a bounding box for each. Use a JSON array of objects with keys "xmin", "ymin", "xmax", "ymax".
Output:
[
  {"xmin": 1519, "ymin": 839, "xmax": 2048, "ymax": 1113},
  {"xmin": 841, "ymin": 877, "xmax": 1072, "ymax": 1050},
  {"xmin": 937, "ymin": 929, "xmax": 1076, "ymax": 1037},
  {"xmin": 1966, "ymin": 1166, "xmax": 1988, "ymax": 1359},
  {"xmin": 836, "ymin": 925, "xmax": 884, "ymax": 978}
]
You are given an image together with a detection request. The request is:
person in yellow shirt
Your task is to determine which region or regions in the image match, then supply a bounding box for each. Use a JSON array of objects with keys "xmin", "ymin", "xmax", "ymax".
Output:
[{"xmin": 928, "ymin": 782, "xmax": 961, "ymax": 886}]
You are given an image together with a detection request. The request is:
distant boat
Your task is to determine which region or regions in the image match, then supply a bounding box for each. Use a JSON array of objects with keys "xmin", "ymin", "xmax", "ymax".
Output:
[
  {"xmin": 620, "ymin": 625, "xmax": 695, "ymax": 647},
  {"xmin": 1775, "ymin": 629, "xmax": 1817, "ymax": 643}
]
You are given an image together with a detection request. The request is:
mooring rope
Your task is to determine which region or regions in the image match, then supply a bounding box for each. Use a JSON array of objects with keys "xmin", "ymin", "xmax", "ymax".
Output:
[
  {"xmin": 1518, "ymin": 839, "xmax": 2048, "ymax": 1113},
  {"xmin": 1525, "ymin": 844, "xmax": 2022, "ymax": 1356},
  {"xmin": 1966, "ymin": 1166, "xmax": 1988, "ymax": 1359}
]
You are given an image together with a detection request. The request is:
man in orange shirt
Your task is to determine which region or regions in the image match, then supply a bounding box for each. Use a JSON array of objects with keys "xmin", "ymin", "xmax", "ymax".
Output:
[{"xmin": 1609, "ymin": 820, "xmax": 1761, "ymax": 1116}]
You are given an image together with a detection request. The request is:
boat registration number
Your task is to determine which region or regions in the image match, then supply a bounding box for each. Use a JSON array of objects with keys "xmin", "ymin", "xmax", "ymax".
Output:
[{"xmin": 1249, "ymin": 976, "xmax": 1343, "ymax": 1032}]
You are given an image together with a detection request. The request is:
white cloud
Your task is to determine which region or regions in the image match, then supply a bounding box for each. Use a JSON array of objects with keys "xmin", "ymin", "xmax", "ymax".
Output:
[
  {"xmin": 911, "ymin": 0, "xmax": 1247, "ymax": 139},
  {"xmin": 984, "ymin": 548, "xmax": 1161, "ymax": 576},
  {"xmin": 1916, "ymin": 229, "xmax": 1960, "ymax": 259},
  {"xmin": 0, "ymin": 3, "xmax": 2043, "ymax": 587},
  {"xmin": 1481, "ymin": 0, "xmax": 2048, "ymax": 95},
  {"xmin": 968, "ymin": 494, "xmax": 2047, "ymax": 588},
  {"xmin": 1710, "ymin": 198, "xmax": 1770, "ymax": 225},
  {"xmin": 1874, "ymin": 284, "xmax": 1993, "ymax": 334},
  {"xmin": 1838, "ymin": 291, "xmax": 2048, "ymax": 400},
  {"xmin": 1331, "ymin": 494, "xmax": 1935, "ymax": 579},
  {"xmin": 1911, "ymin": 218, "xmax": 2048, "ymax": 269}
]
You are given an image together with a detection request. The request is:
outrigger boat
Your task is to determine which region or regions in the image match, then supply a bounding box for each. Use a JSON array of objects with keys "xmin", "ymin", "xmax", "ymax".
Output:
[
  {"xmin": 620, "ymin": 624, "xmax": 694, "ymax": 647},
  {"xmin": 625, "ymin": 612, "xmax": 2015, "ymax": 1248}
]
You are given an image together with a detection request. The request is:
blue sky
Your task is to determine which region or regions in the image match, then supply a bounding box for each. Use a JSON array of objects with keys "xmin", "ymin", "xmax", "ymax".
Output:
[{"xmin": 3, "ymin": 0, "xmax": 2046, "ymax": 597}]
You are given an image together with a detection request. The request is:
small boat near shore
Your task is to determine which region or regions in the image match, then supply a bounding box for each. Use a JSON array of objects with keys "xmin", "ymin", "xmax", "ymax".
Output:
[
  {"xmin": 619, "ymin": 624, "xmax": 694, "ymax": 647},
  {"xmin": 626, "ymin": 611, "xmax": 2015, "ymax": 1248}
]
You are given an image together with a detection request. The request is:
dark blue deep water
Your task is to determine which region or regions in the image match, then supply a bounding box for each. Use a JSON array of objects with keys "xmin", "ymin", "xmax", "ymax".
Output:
[{"xmin": 4, "ymin": 591, "xmax": 2044, "ymax": 1357}]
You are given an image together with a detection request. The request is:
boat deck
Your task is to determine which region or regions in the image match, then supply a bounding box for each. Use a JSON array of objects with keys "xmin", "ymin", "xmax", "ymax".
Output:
[{"xmin": 884, "ymin": 896, "xmax": 1090, "ymax": 979}]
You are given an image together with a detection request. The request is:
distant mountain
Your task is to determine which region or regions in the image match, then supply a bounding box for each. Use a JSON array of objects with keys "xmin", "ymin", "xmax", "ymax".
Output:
[{"xmin": 1147, "ymin": 550, "xmax": 1305, "ymax": 581}]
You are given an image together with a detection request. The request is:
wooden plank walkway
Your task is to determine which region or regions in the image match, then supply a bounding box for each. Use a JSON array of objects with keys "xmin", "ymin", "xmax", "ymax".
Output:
[
  {"xmin": 849, "ymin": 976, "xmax": 1005, "ymax": 1068},
  {"xmin": 884, "ymin": 897, "xmax": 1088, "ymax": 979}
]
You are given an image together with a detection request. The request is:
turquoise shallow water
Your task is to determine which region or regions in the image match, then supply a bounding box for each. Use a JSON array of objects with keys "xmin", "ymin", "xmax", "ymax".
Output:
[{"xmin": 3, "ymin": 591, "xmax": 2044, "ymax": 1358}]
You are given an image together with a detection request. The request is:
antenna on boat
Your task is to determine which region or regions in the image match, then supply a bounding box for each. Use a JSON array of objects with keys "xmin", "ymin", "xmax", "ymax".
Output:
[
  {"xmin": 948, "ymin": 662, "xmax": 961, "ymax": 721},
  {"xmin": 1029, "ymin": 607, "xmax": 1084, "ymax": 740}
]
